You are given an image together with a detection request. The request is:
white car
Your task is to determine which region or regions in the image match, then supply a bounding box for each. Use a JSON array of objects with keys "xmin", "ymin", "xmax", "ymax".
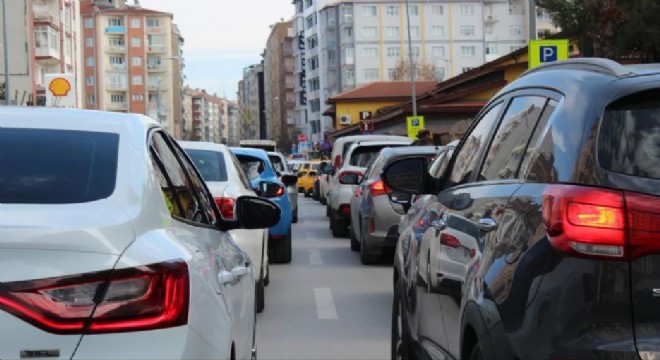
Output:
[
  {"xmin": 0, "ymin": 108, "xmax": 280, "ymax": 359},
  {"xmin": 181, "ymin": 141, "xmax": 270, "ymax": 313}
]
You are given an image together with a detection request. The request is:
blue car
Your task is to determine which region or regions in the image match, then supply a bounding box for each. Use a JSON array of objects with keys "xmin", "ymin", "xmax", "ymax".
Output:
[{"xmin": 231, "ymin": 147, "xmax": 296, "ymax": 263}]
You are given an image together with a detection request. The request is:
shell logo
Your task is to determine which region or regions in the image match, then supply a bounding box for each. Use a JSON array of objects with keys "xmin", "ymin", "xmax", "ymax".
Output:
[{"xmin": 48, "ymin": 77, "xmax": 72, "ymax": 97}]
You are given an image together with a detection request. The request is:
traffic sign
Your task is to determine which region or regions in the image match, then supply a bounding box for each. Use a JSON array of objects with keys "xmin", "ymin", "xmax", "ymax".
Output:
[
  {"xmin": 406, "ymin": 116, "xmax": 425, "ymax": 139},
  {"xmin": 359, "ymin": 111, "xmax": 372, "ymax": 121},
  {"xmin": 529, "ymin": 39, "xmax": 569, "ymax": 69},
  {"xmin": 298, "ymin": 134, "xmax": 307, "ymax": 142}
]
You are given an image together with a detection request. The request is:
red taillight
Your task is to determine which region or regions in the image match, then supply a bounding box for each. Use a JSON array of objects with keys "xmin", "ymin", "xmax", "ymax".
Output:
[
  {"xmin": 214, "ymin": 197, "xmax": 236, "ymax": 220},
  {"xmin": 542, "ymin": 185, "xmax": 660, "ymax": 260},
  {"xmin": 333, "ymin": 155, "xmax": 341, "ymax": 169},
  {"xmin": 0, "ymin": 260, "xmax": 189, "ymax": 334},
  {"xmin": 274, "ymin": 185, "xmax": 285, "ymax": 197},
  {"xmin": 369, "ymin": 180, "xmax": 391, "ymax": 197},
  {"xmin": 440, "ymin": 233, "xmax": 461, "ymax": 248},
  {"xmin": 340, "ymin": 204, "xmax": 351, "ymax": 217}
]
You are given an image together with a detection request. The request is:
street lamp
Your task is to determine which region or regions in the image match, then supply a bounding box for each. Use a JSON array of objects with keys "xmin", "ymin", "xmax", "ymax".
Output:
[
  {"xmin": 404, "ymin": 0, "xmax": 416, "ymax": 117},
  {"xmin": 2, "ymin": 0, "xmax": 10, "ymax": 105}
]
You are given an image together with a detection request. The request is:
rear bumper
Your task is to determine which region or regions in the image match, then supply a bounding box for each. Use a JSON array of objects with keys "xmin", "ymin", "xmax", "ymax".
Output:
[
  {"xmin": 268, "ymin": 197, "xmax": 292, "ymax": 236},
  {"xmin": 362, "ymin": 224, "xmax": 399, "ymax": 252}
]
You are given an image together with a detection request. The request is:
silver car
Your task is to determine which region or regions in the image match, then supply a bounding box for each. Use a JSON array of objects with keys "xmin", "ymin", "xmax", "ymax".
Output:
[
  {"xmin": 268, "ymin": 151, "xmax": 299, "ymax": 223},
  {"xmin": 349, "ymin": 146, "xmax": 441, "ymax": 264}
]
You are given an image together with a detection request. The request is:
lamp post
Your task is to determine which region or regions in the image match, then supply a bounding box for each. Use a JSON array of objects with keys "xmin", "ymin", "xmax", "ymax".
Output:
[
  {"xmin": 2, "ymin": 0, "xmax": 10, "ymax": 105},
  {"xmin": 404, "ymin": 0, "xmax": 416, "ymax": 117}
]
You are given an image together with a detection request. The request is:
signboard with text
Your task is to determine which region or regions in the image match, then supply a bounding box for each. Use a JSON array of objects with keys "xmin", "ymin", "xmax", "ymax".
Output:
[
  {"xmin": 529, "ymin": 39, "xmax": 569, "ymax": 69},
  {"xmin": 359, "ymin": 111, "xmax": 373, "ymax": 133},
  {"xmin": 406, "ymin": 116, "xmax": 425, "ymax": 139}
]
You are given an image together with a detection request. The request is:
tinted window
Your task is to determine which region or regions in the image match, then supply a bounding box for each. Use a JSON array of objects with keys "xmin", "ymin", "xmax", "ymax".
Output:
[
  {"xmin": 430, "ymin": 147, "xmax": 454, "ymax": 179},
  {"xmin": 599, "ymin": 92, "xmax": 660, "ymax": 180},
  {"xmin": 236, "ymin": 155, "xmax": 266, "ymax": 181},
  {"xmin": 519, "ymin": 99, "xmax": 558, "ymax": 182},
  {"xmin": 350, "ymin": 144, "xmax": 407, "ymax": 167},
  {"xmin": 480, "ymin": 96, "xmax": 546, "ymax": 181},
  {"xmin": 0, "ymin": 129, "xmax": 118, "ymax": 204},
  {"xmin": 448, "ymin": 103, "xmax": 503, "ymax": 186},
  {"xmin": 185, "ymin": 149, "xmax": 228, "ymax": 182},
  {"xmin": 171, "ymin": 143, "xmax": 217, "ymax": 225}
]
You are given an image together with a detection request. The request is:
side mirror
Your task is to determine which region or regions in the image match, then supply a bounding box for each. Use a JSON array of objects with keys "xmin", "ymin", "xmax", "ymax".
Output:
[
  {"xmin": 382, "ymin": 157, "xmax": 430, "ymax": 194},
  {"xmin": 338, "ymin": 171, "xmax": 363, "ymax": 185},
  {"xmin": 235, "ymin": 196, "xmax": 281, "ymax": 229},
  {"xmin": 259, "ymin": 181, "xmax": 285, "ymax": 198},
  {"xmin": 323, "ymin": 165, "xmax": 334, "ymax": 175},
  {"xmin": 281, "ymin": 174, "xmax": 298, "ymax": 187}
]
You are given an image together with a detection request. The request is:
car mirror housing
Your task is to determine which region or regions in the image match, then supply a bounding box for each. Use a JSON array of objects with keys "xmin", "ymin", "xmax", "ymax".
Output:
[
  {"xmin": 382, "ymin": 157, "xmax": 435, "ymax": 194},
  {"xmin": 258, "ymin": 181, "xmax": 285, "ymax": 198},
  {"xmin": 280, "ymin": 174, "xmax": 298, "ymax": 187},
  {"xmin": 234, "ymin": 196, "xmax": 281, "ymax": 230}
]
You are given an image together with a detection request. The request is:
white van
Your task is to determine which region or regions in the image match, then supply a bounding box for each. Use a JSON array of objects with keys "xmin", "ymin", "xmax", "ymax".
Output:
[{"xmin": 330, "ymin": 134, "xmax": 411, "ymax": 170}]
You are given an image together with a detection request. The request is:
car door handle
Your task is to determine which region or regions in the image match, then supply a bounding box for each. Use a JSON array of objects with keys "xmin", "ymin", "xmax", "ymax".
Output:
[
  {"xmin": 218, "ymin": 270, "xmax": 236, "ymax": 286},
  {"xmin": 478, "ymin": 217, "xmax": 498, "ymax": 233},
  {"xmin": 231, "ymin": 266, "xmax": 249, "ymax": 279}
]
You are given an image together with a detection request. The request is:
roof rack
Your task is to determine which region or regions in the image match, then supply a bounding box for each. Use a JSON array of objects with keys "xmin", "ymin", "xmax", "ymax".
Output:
[{"xmin": 519, "ymin": 58, "xmax": 633, "ymax": 79}]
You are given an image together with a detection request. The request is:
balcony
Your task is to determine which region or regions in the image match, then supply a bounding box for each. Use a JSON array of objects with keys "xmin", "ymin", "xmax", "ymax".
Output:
[
  {"xmin": 35, "ymin": 46, "xmax": 60, "ymax": 61},
  {"xmin": 110, "ymin": 63, "xmax": 126, "ymax": 70},
  {"xmin": 107, "ymin": 83, "xmax": 128, "ymax": 91},
  {"xmin": 33, "ymin": 5, "xmax": 57, "ymax": 24},
  {"xmin": 107, "ymin": 101, "xmax": 128, "ymax": 110},
  {"xmin": 105, "ymin": 26, "xmax": 127, "ymax": 34},
  {"xmin": 485, "ymin": 34, "xmax": 499, "ymax": 42},
  {"xmin": 146, "ymin": 26, "xmax": 164, "ymax": 34},
  {"xmin": 147, "ymin": 44, "xmax": 166, "ymax": 53},
  {"xmin": 484, "ymin": 15, "xmax": 498, "ymax": 24},
  {"xmin": 106, "ymin": 44, "xmax": 126, "ymax": 53},
  {"xmin": 147, "ymin": 63, "xmax": 165, "ymax": 72}
]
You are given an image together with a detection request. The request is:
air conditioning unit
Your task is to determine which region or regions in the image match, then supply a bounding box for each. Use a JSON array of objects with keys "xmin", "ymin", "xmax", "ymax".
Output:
[{"xmin": 339, "ymin": 114, "xmax": 351, "ymax": 125}]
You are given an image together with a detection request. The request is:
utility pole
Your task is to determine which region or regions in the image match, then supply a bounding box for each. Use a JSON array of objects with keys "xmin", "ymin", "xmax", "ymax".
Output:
[
  {"xmin": 404, "ymin": 0, "xmax": 416, "ymax": 117},
  {"xmin": 2, "ymin": 0, "xmax": 10, "ymax": 105},
  {"xmin": 529, "ymin": 0, "xmax": 537, "ymax": 41}
]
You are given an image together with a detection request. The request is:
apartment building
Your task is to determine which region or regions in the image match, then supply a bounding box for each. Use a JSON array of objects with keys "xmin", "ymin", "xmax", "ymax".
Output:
[
  {"xmin": 264, "ymin": 21, "xmax": 296, "ymax": 154},
  {"xmin": 239, "ymin": 64, "xmax": 265, "ymax": 140},
  {"xmin": 291, "ymin": 0, "xmax": 553, "ymax": 141},
  {"xmin": 81, "ymin": 0, "xmax": 182, "ymax": 135},
  {"xmin": 186, "ymin": 87, "xmax": 229, "ymax": 143},
  {"xmin": 0, "ymin": 0, "xmax": 82, "ymax": 106},
  {"xmin": 227, "ymin": 101, "xmax": 240, "ymax": 146}
]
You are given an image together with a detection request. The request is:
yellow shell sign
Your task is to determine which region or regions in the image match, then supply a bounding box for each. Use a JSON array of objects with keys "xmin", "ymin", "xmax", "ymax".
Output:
[{"xmin": 48, "ymin": 77, "xmax": 72, "ymax": 97}]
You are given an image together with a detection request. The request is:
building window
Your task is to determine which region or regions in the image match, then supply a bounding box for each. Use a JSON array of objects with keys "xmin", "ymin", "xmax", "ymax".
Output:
[
  {"xmin": 388, "ymin": 68, "xmax": 397, "ymax": 80},
  {"xmin": 86, "ymin": 76, "xmax": 95, "ymax": 86},
  {"xmin": 432, "ymin": 5, "xmax": 444, "ymax": 15},
  {"xmin": 362, "ymin": 5, "xmax": 377, "ymax": 16},
  {"xmin": 310, "ymin": 99, "xmax": 321, "ymax": 113},
  {"xmin": 431, "ymin": 46, "xmax": 445, "ymax": 58},
  {"xmin": 344, "ymin": 47, "xmax": 354, "ymax": 62},
  {"xmin": 436, "ymin": 67, "xmax": 446, "ymax": 80},
  {"xmin": 462, "ymin": 67, "xmax": 474, "ymax": 73},
  {"xmin": 86, "ymin": 56, "xmax": 94, "ymax": 66},
  {"xmin": 411, "ymin": 46, "xmax": 420, "ymax": 58},
  {"xmin": 387, "ymin": 47, "xmax": 400, "ymax": 58},
  {"xmin": 64, "ymin": 6, "xmax": 72, "ymax": 33},
  {"xmin": 109, "ymin": 55, "xmax": 125, "ymax": 69},
  {"xmin": 132, "ymin": 75, "xmax": 143, "ymax": 85},
  {"xmin": 345, "ymin": 68, "xmax": 354, "ymax": 81},
  {"xmin": 307, "ymin": 35, "xmax": 318, "ymax": 49},
  {"xmin": 328, "ymin": 49, "xmax": 336, "ymax": 65},
  {"xmin": 431, "ymin": 26, "xmax": 444, "ymax": 37},
  {"xmin": 146, "ymin": 18, "xmax": 160, "ymax": 27},
  {"xmin": 87, "ymin": 95, "xmax": 95, "ymax": 105},
  {"xmin": 510, "ymin": 26, "xmax": 522, "ymax": 35},
  {"xmin": 510, "ymin": 45, "xmax": 524, "ymax": 52},
  {"xmin": 131, "ymin": 37, "xmax": 142, "ymax": 47},
  {"xmin": 107, "ymin": 18, "xmax": 123, "ymax": 27},
  {"xmin": 364, "ymin": 68, "xmax": 379, "ymax": 80},
  {"xmin": 343, "ymin": 27, "xmax": 353, "ymax": 38},
  {"xmin": 461, "ymin": 46, "xmax": 476, "ymax": 57},
  {"xmin": 306, "ymin": 13, "xmax": 317, "ymax": 29},
  {"xmin": 110, "ymin": 94, "xmax": 125, "ymax": 103},
  {"xmin": 132, "ymin": 94, "xmax": 144, "ymax": 102},
  {"xmin": 130, "ymin": 18, "xmax": 141, "ymax": 28},
  {"xmin": 409, "ymin": 26, "xmax": 420, "ymax": 38},
  {"xmin": 385, "ymin": 26, "xmax": 399, "ymax": 37},
  {"xmin": 109, "ymin": 74, "xmax": 127, "ymax": 88},
  {"xmin": 341, "ymin": 6, "xmax": 353, "ymax": 23},
  {"xmin": 305, "ymin": 0, "xmax": 313, "ymax": 8},
  {"xmin": 84, "ymin": 18, "xmax": 94, "ymax": 28},
  {"xmin": 309, "ymin": 56, "xmax": 319, "ymax": 70},
  {"xmin": 363, "ymin": 47, "xmax": 378, "ymax": 58},
  {"xmin": 486, "ymin": 44, "xmax": 498, "ymax": 55},
  {"xmin": 109, "ymin": 36, "xmax": 125, "ymax": 49},
  {"xmin": 408, "ymin": 4, "xmax": 419, "ymax": 16},
  {"xmin": 460, "ymin": 5, "xmax": 475, "ymax": 15},
  {"xmin": 460, "ymin": 25, "xmax": 475, "ymax": 36},
  {"xmin": 386, "ymin": 5, "xmax": 398, "ymax": 16},
  {"xmin": 362, "ymin": 26, "xmax": 377, "ymax": 38},
  {"xmin": 35, "ymin": 26, "xmax": 60, "ymax": 52},
  {"xmin": 85, "ymin": 37, "xmax": 94, "ymax": 47}
]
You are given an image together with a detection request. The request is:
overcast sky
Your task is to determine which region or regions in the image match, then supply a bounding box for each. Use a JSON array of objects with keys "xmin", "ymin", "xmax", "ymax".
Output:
[{"xmin": 139, "ymin": 0, "xmax": 294, "ymax": 100}]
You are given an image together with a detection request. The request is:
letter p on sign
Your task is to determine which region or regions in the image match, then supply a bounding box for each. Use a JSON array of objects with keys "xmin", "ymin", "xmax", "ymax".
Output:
[{"xmin": 541, "ymin": 46, "xmax": 557, "ymax": 63}]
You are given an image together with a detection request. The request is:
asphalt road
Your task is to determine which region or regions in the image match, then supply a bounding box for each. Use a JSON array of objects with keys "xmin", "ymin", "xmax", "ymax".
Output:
[{"xmin": 257, "ymin": 197, "xmax": 393, "ymax": 360}]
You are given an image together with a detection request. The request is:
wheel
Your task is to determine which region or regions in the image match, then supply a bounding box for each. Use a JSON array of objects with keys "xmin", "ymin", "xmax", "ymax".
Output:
[
  {"xmin": 326, "ymin": 204, "xmax": 331, "ymax": 218},
  {"xmin": 292, "ymin": 208, "xmax": 298, "ymax": 224},
  {"xmin": 468, "ymin": 340, "xmax": 484, "ymax": 360},
  {"xmin": 263, "ymin": 262, "xmax": 270, "ymax": 286},
  {"xmin": 255, "ymin": 277, "xmax": 265, "ymax": 313},
  {"xmin": 350, "ymin": 217, "xmax": 360, "ymax": 251},
  {"xmin": 271, "ymin": 229, "xmax": 292, "ymax": 263},
  {"xmin": 360, "ymin": 222, "xmax": 381, "ymax": 265},
  {"xmin": 392, "ymin": 280, "xmax": 411, "ymax": 360},
  {"xmin": 330, "ymin": 213, "xmax": 349, "ymax": 238},
  {"xmin": 320, "ymin": 196, "xmax": 326, "ymax": 205},
  {"xmin": 304, "ymin": 191, "xmax": 310, "ymax": 198}
]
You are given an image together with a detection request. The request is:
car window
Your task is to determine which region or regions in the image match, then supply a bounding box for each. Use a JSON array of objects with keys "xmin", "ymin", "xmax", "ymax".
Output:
[
  {"xmin": 519, "ymin": 99, "xmax": 559, "ymax": 182},
  {"xmin": 430, "ymin": 148, "xmax": 455, "ymax": 179},
  {"xmin": 0, "ymin": 128, "xmax": 119, "ymax": 204},
  {"xmin": 171, "ymin": 141, "xmax": 218, "ymax": 225},
  {"xmin": 598, "ymin": 91, "xmax": 660, "ymax": 181},
  {"xmin": 349, "ymin": 144, "xmax": 406, "ymax": 167},
  {"xmin": 236, "ymin": 154, "xmax": 266, "ymax": 181},
  {"xmin": 184, "ymin": 149, "xmax": 229, "ymax": 182},
  {"xmin": 448, "ymin": 102, "xmax": 504, "ymax": 187},
  {"xmin": 269, "ymin": 154, "xmax": 289, "ymax": 173},
  {"xmin": 228, "ymin": 152, "xmax": 253, "ymax": 190},
  {"xmin": 479, "ymin": 96, "xmax": 547, "ymax": 181}
]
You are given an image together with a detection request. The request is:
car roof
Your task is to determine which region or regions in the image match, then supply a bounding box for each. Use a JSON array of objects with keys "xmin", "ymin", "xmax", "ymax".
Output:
[
  {"xmin": 380, "ymin": 145, "xmax": 443, "ymax": 159},
  {"xmin": 348, "ymin": 140, "xmax": 412, "ymax": 151},
  {"xmin": 179, "ymin": 141, "xmax": 229, "ymax": 153},
  {"xmin": 230, "ymin": 147, "xmax": 269, "ymax": 160}
]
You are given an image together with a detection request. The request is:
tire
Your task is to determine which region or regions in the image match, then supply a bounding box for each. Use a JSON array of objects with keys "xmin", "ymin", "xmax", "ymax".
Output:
[
  {"xmin": 263, "ymin": 262, "xmax": 270, "ymax": 286},
  {"xmin": 292, "ymin": 208, "xmax": 298, "ymax": 224},
  {"xmin": 326, "ymin": 204, "xmax": 331, "ymax": 218},
  {"xmin": 304, "ymin": 191, "xmax": 310, "ymax": 198},
  {"xmin": 360, "ymin": 223, "xmax": 381, "ymax": 265},
  {"xmin": 330, "ymin": 213, "xmax": 349, "ymax": 238},
  {"xmin": 320, "ymin": 196, "xmax": 326, "ymax": 205},
  {"xmin": 468, "ymin": 340, "xmax": 484, "ymax": 360},
  {"xmin": 255, "ymin": 277, "xmax": 265, "ymax": 313},
  {"xmin": 392, "ymin": 280, "xmax": 411, "ymax": 360},
  {"xmin": 350, "ymin": 218, "xmax": 360, "ymax": 251},
  {"xmin": 271, "ymin": 229, "xmax": 292, "ymax": 264}
]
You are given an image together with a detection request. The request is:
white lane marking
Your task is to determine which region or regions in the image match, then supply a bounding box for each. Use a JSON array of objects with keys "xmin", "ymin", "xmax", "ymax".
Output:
[
  {"xmin": 309, "ymin": 249, "xmax": 323, "ymax": 265},
  {"xmin": 314, "ymin": 288, "xmax": 338, "ymax": 320}
]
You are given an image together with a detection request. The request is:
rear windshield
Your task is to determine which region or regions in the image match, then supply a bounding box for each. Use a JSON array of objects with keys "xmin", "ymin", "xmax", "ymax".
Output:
[
  {"xmin": 349, "ymin": 144, "xmax": 407, "ymax": 167},
  {"xmin": 0, "ymin": 129, "xmax": 119, "ymax": 204},
  {"xmin": 599, "ymin": 93, "xmax": 660, "ymax": 180},
  {"xmin": 236, "ymin": 155, "xmax": 266, "ymax": 181},
  {"xmin": 269, "ymin": 155, "xmax": 289, "ymax": 173},
  {"xmin": 184, "ymin": 149, "xmax": 228, "ymax": 182}
]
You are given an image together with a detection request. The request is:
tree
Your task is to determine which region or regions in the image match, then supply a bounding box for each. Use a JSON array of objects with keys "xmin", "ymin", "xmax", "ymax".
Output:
[{"xmin": 391, "ymin": 58, "xmax": 438, "ymax": 81}]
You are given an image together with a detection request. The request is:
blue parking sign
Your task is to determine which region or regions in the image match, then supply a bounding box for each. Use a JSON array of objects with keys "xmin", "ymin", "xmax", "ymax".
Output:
[{"xmin": 540, "ymin": 46, "xmax": 558, "ymax": 63}]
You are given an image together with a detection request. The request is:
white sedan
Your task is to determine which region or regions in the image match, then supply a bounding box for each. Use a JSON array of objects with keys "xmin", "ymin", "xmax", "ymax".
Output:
[
  {"xmin": 0, "ymin": 108, "xmax": 280, "ymax": 359},
  {"xmin": 181, "ymin": 141, "xmax": 270, "ymax": 313}
]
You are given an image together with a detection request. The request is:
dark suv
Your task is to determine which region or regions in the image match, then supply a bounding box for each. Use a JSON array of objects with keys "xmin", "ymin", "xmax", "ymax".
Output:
[{"xmin": 383, "ymin": 58, "xmax": 660, "ymax": 360}]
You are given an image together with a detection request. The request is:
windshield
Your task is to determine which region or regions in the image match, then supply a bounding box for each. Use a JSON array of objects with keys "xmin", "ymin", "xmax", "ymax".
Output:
[
  {"xmin": 0, "ymin": 129, "xmax": 119, "ymax": 204},
  {"xmin": 184, "ymin": 149, "xmax": 228, "ymax": 182},
  {"xmin": 235, "ymin": 154, "xmax": 266, "ymax": 181},
  {"xmin": 269, "ymin": 155, "xmax": 289, "ymax": 173},
  {"xmin": 349, "ymin": 144, "xmax": 407, "ymax": 167}
]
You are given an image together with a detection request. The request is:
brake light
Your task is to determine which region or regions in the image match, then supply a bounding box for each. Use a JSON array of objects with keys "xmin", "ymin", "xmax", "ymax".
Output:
[
  {"xmin": 274, "ymin": 185, "xmax": 285, "ymax": 197},
  {"xmin": 369, "ymin": 180, "xmax": 391, "ymax": 197},
  {"xmin": 334, "ymin": 155, "xmax": 341, "ymax": 169},
  {"xmin": 0, "ymin": 260, "xmax": 189, "ymax": 334},
  {"xmin": 542, "ymin": 185, "xmax": 660, "ymax": 260},
  {"xmin": 440, "ymin": 233, "xmax": 461, "ymax": 248},
  {"xmin": 339, "ymin": 204, "xmax": 351, "ymax": 217},
  {"xmin": 214, "ymin": 197, "xmax": 235, "ymax": 220}
]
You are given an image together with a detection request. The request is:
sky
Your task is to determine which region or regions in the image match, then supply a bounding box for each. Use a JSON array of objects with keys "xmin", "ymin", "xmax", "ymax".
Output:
[{"xmin": 139, "ymin": 0, "xmax": 295, "ymax": 101}]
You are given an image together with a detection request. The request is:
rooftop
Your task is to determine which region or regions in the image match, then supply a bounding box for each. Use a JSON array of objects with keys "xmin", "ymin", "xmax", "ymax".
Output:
[{"xmin": 327, "ymin": 81, "xmax": 438, "ymax": 104}]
